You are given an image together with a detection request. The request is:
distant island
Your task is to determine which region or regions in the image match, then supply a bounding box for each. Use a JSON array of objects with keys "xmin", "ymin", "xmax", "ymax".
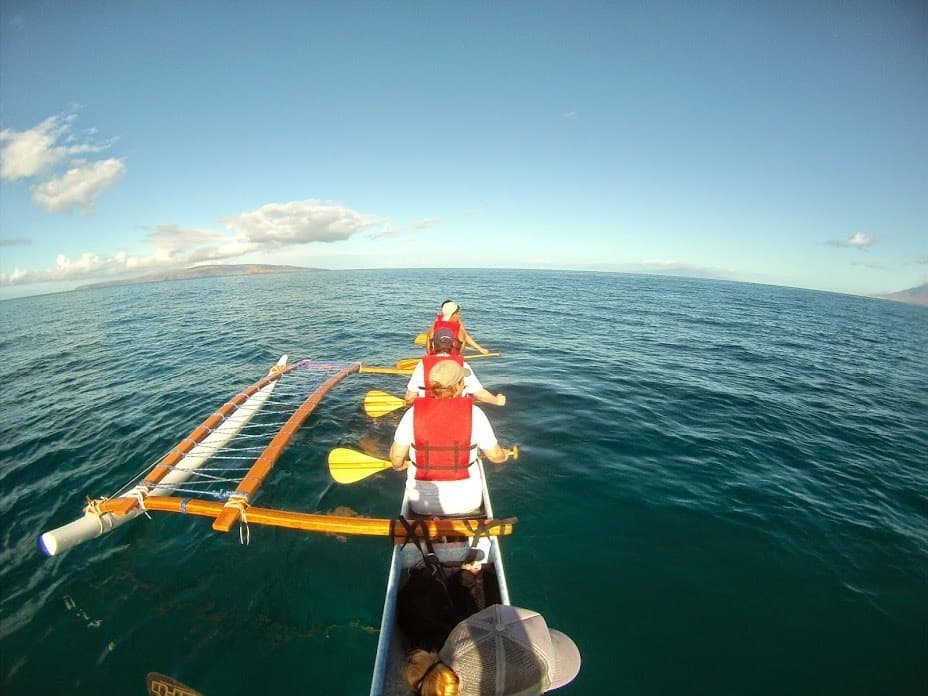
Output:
[
  {"xmin": 75, "ymin": 264, "xmax": 321, "ymax": 291},
  {"xmin": 874, "ymin": 282, "xmax": 928, "ymax": 307}
]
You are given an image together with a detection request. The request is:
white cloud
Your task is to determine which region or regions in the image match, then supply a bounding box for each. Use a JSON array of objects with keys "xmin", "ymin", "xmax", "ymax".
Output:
[
  {"xmin": 829, "ymin": 232, "xmax": 874, "ymax": 249},
  {"xmin": 31, "ymin": 158, "xmax": 126, "ymax": 213},
  {"xmin": 221, "ymin": 199, "xmax": 383, "ymax": 246},
  {"xmin": 0, "ymin": 199, "xmax": 385, "ymax": 286},
  {"xmin": 0, "ymin": 113, "xmax": 115, "ymax": 181},
  {"xmin": 0, "ymin": 115, "xmax": 68, "ymax": 180},
  {"xmin": 0, "ymin": 112, "xmax": 123, "ymax": 213}
]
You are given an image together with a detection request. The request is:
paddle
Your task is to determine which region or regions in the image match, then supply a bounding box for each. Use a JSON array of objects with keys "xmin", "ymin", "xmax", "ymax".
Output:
[
  {"xmin": 147, "ymin": 673, "xmax": 202, "ymax": 696},
  {"xmin": 359, "ymin": 364, "xmax": 414, "ymax": 376},
  {"xmin": 329, "ymin": 446, "xmax": 520, "ymax": 484},
  {"xmin": 328, "ymin": 447, "xmax": 395, "ymax": 483},
  {"xmin": 364, "ymin": 390, "xmax": 407, "ymax": 417},
  {"xmin": 395, "ymin": 352, "xmax": 502, "ymax": 371}
]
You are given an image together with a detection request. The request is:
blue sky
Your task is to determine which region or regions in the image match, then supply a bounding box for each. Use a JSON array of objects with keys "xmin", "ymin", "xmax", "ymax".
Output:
[{"xmin": 1, "ymin": 1, "xmax": 925, "ymax": 300}]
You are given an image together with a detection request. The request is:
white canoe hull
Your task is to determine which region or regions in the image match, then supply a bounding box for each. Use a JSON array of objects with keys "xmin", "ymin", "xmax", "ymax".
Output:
[{"xmin": 369, "ymin": 459, "xmax": 510, "ymax": 696}]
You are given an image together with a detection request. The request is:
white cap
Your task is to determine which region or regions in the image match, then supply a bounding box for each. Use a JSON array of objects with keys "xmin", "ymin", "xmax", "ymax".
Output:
[{"xmin": 440, "ymin": 301, "xmax": 460, "ymax": 320}]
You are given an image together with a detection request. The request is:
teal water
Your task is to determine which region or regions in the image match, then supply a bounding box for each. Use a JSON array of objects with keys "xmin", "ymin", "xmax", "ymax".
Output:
[{"xmin": 1, "ymin": 269, "xmax": 925, "ymax": 695}]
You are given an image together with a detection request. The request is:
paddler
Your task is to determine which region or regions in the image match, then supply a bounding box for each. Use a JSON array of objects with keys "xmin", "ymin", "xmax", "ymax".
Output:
[
  {"xmin": 404, "ymin": 327, "xmax": 506, "ymax": 407},
  {"xmin": 404, "ymin": 604, "xmax": 582, "ymax": 695},
  {"xmin": 389, "ymin": 359, "xmax": 515, "ymax": 516},
  {"xmin": 425, "ymin": 300, "xmax": 490, "ymax": 355}
]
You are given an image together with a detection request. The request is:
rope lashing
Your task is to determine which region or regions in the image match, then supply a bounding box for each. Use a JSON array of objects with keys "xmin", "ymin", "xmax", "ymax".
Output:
[
  {"xmin": 83, "ymin": 497, "xmax": 112, "ymax": 533},
  {"xmin": 225, "ymin": 494, "xmax": 251, "ymax": 545},
  {"xmin": 135, "ymin": 489, "xmax": 152, "ymax": 519}
]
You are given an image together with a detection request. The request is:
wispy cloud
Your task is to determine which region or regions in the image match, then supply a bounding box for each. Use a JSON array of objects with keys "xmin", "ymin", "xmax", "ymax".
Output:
[
  {"xmin": 563, "ymin": 111, "xmax": 578, "ymax": 120},
  {"xmin": 377, "ymin": 217, "xmax": 442, "ymax": 238},
  {"xmin": 31, "ymin": 158, "xmax": 125, "ymax": 213},
  {"xmin": 0, "ymin": 112, "xmax": 123, "ymax": 213},
  {"xmin": 0, "ymin": 238, "xmax": 31, "ymax": 247},
  {"xmin": 0, "ymin": 199, "xmax": 384, "ymax": 286},
  {"xmin": 828, "ymin": 232, "xmax": 874, "ymax": 249}
]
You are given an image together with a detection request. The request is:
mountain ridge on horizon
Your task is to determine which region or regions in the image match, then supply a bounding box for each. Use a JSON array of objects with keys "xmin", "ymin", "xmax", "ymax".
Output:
[
  {"xmin": 74, "ymin": 264, "xmax": 321, "ymax": 291},
  {"xmin": 873, "ymin": 282, "xmax": 928, "ymax": 307}
]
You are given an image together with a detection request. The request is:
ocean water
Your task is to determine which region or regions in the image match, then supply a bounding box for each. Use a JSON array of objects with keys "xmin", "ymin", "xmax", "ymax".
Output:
[{"xmin": 0, "ymin": 269, "xmax": 925, "ymax": 695}]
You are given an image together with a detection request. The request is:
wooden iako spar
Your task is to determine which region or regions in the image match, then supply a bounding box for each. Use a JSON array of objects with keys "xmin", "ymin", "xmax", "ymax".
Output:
[
  {"xmin": 211, "ymin": 362, "xmax": 360, "ymax": 532},
  {"xmin": 101, "ymin": 495, "xmax": 516, "ymax": 542},
  {"xmin": 39, "ymin": 355, "xmax": 294, "ymax": 556},
  {"xmin": 107, "ymin": 358, "xmax": 302, "ymax": 518},
  {"xmin": 40, "ymin": 353, "xmax": 515, "ymax": 556},
  {"xmin": 100, "ymin": 361, "xmax": 360, "ymax": 525}
]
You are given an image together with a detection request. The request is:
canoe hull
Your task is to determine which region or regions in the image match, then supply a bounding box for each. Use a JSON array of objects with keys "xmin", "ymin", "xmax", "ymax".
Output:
[{"xmin": 369, "ymin": 459, "xmax": 510, "ymax": 695}]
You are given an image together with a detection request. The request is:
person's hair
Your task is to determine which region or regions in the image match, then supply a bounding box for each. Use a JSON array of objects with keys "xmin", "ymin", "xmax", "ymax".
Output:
[
  {"xmin": 428, "ymin": 382, "xmax": 459, "ymax": 399},
  {"xmin": 404, "ymin": 650, "xmax": 459, "ymax": 696}
]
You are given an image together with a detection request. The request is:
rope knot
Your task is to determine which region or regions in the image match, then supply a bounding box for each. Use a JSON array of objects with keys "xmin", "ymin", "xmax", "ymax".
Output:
[{"xmin": 226, "ymin": 494, "xmax": 251, "ymax": 545}]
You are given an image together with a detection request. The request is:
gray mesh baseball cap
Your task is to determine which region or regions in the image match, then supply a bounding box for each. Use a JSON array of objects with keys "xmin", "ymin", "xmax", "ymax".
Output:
[{"xmin": 439, "ymin": 604, "xmax": 581, "ymax": 695}]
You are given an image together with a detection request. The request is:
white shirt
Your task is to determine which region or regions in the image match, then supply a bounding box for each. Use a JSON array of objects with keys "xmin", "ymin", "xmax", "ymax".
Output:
[
  {"xmin": 404, "ymin": 357, "xmax": 484, "ymax": 398},
  {"xmin": 393, "ymin": 402, "xmax": 498, "ymax": 515}
]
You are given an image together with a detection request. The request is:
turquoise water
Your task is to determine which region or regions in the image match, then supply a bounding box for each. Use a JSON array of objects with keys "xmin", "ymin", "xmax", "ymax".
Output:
[{"xmin": 1, "ymin": 269, "xmax": 925, "ymax": 695}]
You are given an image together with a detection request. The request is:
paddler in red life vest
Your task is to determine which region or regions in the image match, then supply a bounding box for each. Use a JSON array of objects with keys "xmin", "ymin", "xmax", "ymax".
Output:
[
  {"xmin": 404, "ymin": 327, "xmax": 506, "ymax": 407},
  {"xmin": 389, "ymin": 359, "xmax": 515, "ymax": 516},
  {"xmin": 425, "ymin": 300, "xmax": 490, "ymax": 355}
]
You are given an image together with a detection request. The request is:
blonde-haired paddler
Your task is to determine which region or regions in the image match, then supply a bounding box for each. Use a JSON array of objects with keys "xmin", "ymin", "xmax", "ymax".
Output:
[{"xmin": 389, "ymin": 359, "xmax": 514, "ymax": 516}]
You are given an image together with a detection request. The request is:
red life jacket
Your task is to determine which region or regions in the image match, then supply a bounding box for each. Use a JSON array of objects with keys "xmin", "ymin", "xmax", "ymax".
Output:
[
  {"xmin": 428, "ymin": 318, "xmax": 463, "ymax": 355},
  {"xmin": 412, "ymin": 397, "xmax": 475, "ymax": 481},
  {"xmin": 420, "ymin": 354, "xmax": 465, "ymax": 392}
]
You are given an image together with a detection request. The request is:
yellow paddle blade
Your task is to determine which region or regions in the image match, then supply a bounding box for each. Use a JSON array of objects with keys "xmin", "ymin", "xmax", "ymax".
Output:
[
  {"xmin": 395, "ymin": 357, "xmax": 423, "ymax": 371},
  {"xmin": 364, "ymin": 390, "xmax": 406, "ymax": 417},
  {"xmin": 328, "ymin": 448, "xmax": 393, "ymax": 484},
  {"xmin": 414, "ymin": 333, "xmax": 427, "ymax": 345},
  {"xmin": 147, "ymin": 673, "xmax": 203, "ymax": 696}
]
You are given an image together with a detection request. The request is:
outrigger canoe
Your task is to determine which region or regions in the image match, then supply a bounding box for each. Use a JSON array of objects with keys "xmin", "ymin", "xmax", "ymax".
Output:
[
  {"xmin": 39, "ymin": 355, "xmax": 425, "ymax": 555},
  {"xmin": 39, "ymin": 353, "xmax": 516, "ymax": 692},
  {"xmin": 369, "ymin": 458, "xmax": 511, "ymax": 696}
]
